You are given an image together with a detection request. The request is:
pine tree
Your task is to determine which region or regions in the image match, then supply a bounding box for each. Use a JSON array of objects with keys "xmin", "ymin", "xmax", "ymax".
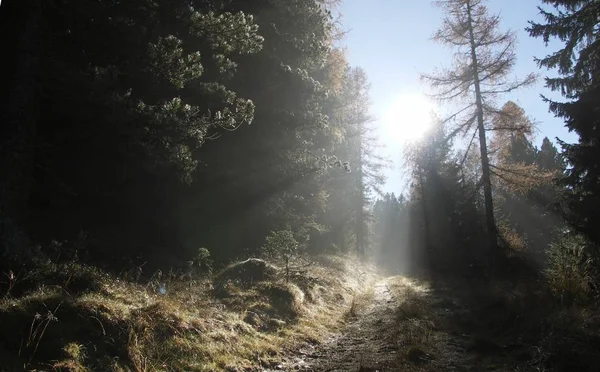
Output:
[
  {"xmin": 372, "ymin": 193, "xmax": 410, "ymax": 273},
  {"xmin": 527, "ymin": 1, "xmax": 600, "ymax": 245},
  {"xmin": 423, "ymin": 0, "xmax": 535, "ymax": 258},
  {"xmin": 538, "ymin": 138, "xmax": 565, "ymax": 174},
  {"xmin": 406, "ymin": 119, "xmax": 484, "ymax": 272},
  {"xmin": 1, "ymin": 0, "xmax": 265, "ymax": 259},
  {"xmin": 180, "ymin": 0, "xmax": 343, "ymax": 260}
]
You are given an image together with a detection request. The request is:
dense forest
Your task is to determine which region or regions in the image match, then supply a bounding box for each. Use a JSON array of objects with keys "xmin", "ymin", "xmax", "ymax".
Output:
[
  {"xmin": 1, "ymin": 0, "xmax": 383, "ymax": 267},
  {"xmin": 1, "ymin": 0, "xmax": 600, "ymax": 371}
]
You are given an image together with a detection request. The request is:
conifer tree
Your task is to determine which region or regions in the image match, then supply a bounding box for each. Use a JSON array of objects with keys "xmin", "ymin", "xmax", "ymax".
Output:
[
  {"xmin": 528, "ymin": 1, "xmax": 600, "ymax": 245},
  {"xmin": 423, "ymin": 0, "xmax": 535, "ymax": 257}
]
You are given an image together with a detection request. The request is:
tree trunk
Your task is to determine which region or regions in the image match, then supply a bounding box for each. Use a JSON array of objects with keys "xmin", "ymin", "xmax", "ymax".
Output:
[
  {"xmin": 466, "ymin": 0, "xmax": 498, "ymax": 259},
  {"xmin": 355, "ymin": 192, "xmax": 364, "ymax": 257},
  {"xmin": 355, "ymin": 134, "xmax": 365, "ymax": 257},
  {"xmin": 418, "ymin": 166, "xmax": 432, "ymax": 250},
  {"xmin": 0, "ymin": 0, "xmax": 42, "ymax": 255}
]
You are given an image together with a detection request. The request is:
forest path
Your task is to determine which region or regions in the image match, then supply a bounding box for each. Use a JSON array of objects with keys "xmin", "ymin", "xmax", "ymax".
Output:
[
  {"xmin": 267, "ymin": 276, "xmax": 535, "ymax": 371},
  {"xmin": 268, "ymin": 277, "xmax": 401, "ymax": 371}
]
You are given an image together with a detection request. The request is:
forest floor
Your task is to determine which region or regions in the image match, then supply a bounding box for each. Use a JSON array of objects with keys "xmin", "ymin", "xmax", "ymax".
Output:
[
  {"xmin": 1, "ymin": 256, "xmax": 598, "ymax": 371},
  {"xmin": 271, "ymin": 275, "xmax": 548, "ymax": 372}
]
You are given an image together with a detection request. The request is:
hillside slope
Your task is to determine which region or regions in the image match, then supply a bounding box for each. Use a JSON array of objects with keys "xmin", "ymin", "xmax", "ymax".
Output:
[{"xmin": 0, "ymin": 256, "xmax": 376, "ymax": 371}]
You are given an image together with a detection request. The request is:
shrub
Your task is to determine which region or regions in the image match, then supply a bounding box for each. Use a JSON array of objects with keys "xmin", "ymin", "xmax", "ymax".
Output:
[
  {"xmin": 546, "ymin": 234, "xmax": 596, "ymax": 305},
  {"xmin": 261, "ymin": 230, "xmax": 300, "ymax": 283},
  {"xmin": 191, "ymin": 247, "xmax": 213, "ymax": 275}
]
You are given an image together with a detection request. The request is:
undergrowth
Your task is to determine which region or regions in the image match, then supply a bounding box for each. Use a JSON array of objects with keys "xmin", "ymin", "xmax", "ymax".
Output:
[
  {"xmin": 0, "ymin": 254, "xmax": 373, "ymax": 371},
  {"xmin": 388, "ymin": 259, "xmax": 600, "ymax": 372}
]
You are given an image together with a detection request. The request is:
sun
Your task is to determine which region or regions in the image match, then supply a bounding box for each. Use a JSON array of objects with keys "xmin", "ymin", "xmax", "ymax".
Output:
[{"xmin": 381, "ymin": 93, "xmax": 436, "ymax": 144}]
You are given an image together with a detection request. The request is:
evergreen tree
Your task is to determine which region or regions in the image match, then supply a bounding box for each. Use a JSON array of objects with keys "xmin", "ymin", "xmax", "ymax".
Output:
[
  {"xmin": 527, "ymin": 1, "xmax": 600, "ymax": 245},
  {"xmin": 406, "ymin": 119, "xmax": 484, "ymax": 273},
  {"xmin": 1, "ymin": 0, "xmax": 263, "ymax": 260},
  {"xmin": 179, "ymin": 0, "xmax": 346, "ymax": 261},
  {"xmin": 372, "ymin": 193, "xmax": 410, "ymax": 273},
  {"xmin": 467, "ymin": 102, "xmax": 563, "ymax": 260}
]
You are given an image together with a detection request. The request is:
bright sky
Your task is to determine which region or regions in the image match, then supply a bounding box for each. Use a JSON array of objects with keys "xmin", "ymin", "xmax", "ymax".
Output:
[{"xmin": 338, "ymin": 0, "xmax": 578, "ymax": 195}]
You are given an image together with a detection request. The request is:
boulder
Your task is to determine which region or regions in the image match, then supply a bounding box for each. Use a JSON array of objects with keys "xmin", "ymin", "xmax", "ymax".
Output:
[{"xmin": 216, "ymin": 258, "xmax": 277, "ymax": 287}]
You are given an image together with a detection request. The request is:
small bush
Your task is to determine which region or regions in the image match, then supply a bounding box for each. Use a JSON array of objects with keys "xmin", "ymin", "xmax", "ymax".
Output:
[
  {"xmin": 190, "ymin": 247, "xmax": 213, "ymax": 276},
  {"xmin": 546, "ymin": 234, "xmax": 596, "ymax": 305},
  {"xmin": 261, "ymin": 230, "xmax": 300, "ymax": 283}
]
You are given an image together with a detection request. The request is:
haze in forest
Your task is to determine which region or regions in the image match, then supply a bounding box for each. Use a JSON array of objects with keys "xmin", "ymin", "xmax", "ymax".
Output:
[{"xmin": 2, "ymin": 0, "xmax": 600, "ymax": 370}]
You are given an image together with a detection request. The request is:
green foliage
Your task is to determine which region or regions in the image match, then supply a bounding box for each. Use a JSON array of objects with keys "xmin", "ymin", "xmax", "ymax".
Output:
[
  {"xmin": 0, "ymin": 0, "xmax": 381, "ymax": 269},
  {"xmin": 528, "ymin": 1, "xmax": 600, "ymax": 248},
  {"xmin": 262, "ymin": 230, "xmax": 300, "ymax": 260},
  {"xmin": 0, "ymin": 0, "xmax": 271, "ymax": 262},
  {"xmin": 175, "ymin": 0, "xmax": 362, "ymax": 262},
  {"xmin": 261, "ymin": 230, "xmax": 303, "ymax": 283},
  {"xmin": 191, "ymin": 247, "xmax": 213, "ymax": 275},
  {"xmin": 546, "ymin": 234, "xmax": 595, "ymax": 304},
  {"xmin": 557, "ymin": 87, "xmax": 600, "ymax": 246},
  {"xmin": 527, "ymin": 1, "xmax": 600, "ymax": 96}
]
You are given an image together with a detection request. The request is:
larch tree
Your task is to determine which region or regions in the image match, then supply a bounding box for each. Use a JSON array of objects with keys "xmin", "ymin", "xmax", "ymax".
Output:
[
  {"xmin": 324, "ymin": 67, "xmax": 386, "ymax": 256},
  {"xmin": 488, "ymin": 102, "xmax": 551, "ymax": 195},
  {"xmin": 422, "ymin": 0, "xmax": 535, "ymax": 256}
]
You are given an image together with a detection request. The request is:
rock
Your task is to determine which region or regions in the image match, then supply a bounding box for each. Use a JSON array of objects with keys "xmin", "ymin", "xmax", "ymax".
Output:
[
  {"xmin": 260, "ymin": 282, "xmax": 304, "ymax": 318},
  {"xmin": 216, "ymin": 258, "xmax": 277, "ymax": 287},
  {"xmin": 243, "ymin": 311, "xmax": 263, "ymax": 328}
]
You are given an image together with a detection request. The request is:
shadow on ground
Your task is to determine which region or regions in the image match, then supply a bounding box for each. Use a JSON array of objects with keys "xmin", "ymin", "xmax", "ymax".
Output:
[
  {"xmin": 411, "ymin": 273, "xmax": 600, "ymax": 372},
  {"xmin": 274, "ymin": 272, "xmax": 600, "ymax": 372}
]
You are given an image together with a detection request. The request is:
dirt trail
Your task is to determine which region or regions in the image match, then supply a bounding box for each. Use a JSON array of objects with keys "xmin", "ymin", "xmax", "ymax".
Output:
[
  {"xmin": 269, "ymin": 278, "xmax": 403, "ymax": 371},
  {"xmin": 268, "ymin": 276, "xmax": 536, "ymax": 372}
]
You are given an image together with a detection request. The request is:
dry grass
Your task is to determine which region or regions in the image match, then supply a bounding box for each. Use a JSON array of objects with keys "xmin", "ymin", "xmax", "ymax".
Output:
[
  {"xmin": 388, "ymin": 277, "xmax": 436, "ymax": 367},
  {"xmin": 0, "ymin": 254, "xmax": 374, "ymax": 371},
  {"xmin": 345, "ymin": 286, "xmax": 375, "ymax": 320}
]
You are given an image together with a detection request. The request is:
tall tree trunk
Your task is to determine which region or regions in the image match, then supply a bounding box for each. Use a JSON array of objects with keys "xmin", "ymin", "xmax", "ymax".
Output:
[
  {"xmin": 355, "ymin": 133, "xmax": 365, "ymax": 257},
  {"xmin": 418, "ymin": 166, "xmax": 436, "ymax": 274},
  {"xmin": 0, "ymin": 0, "xmax": 42, "ymax": 255},
  {"xmin": 418, "ymin": 166, "xmax": 432, "ymax": 250},
  {"xmin": 466, "ymin": 0, "xmax": 498, "ymax": 257},
  {"xmin": 355, "ymin": 178, "xmax": 364, "ymax": 257}
]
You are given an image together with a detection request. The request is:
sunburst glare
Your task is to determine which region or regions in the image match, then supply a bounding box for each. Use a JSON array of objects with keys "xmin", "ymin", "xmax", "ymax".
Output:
[{"xmin": 381, "ymin": 93, "xmax": 436, "ymax": 144}]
